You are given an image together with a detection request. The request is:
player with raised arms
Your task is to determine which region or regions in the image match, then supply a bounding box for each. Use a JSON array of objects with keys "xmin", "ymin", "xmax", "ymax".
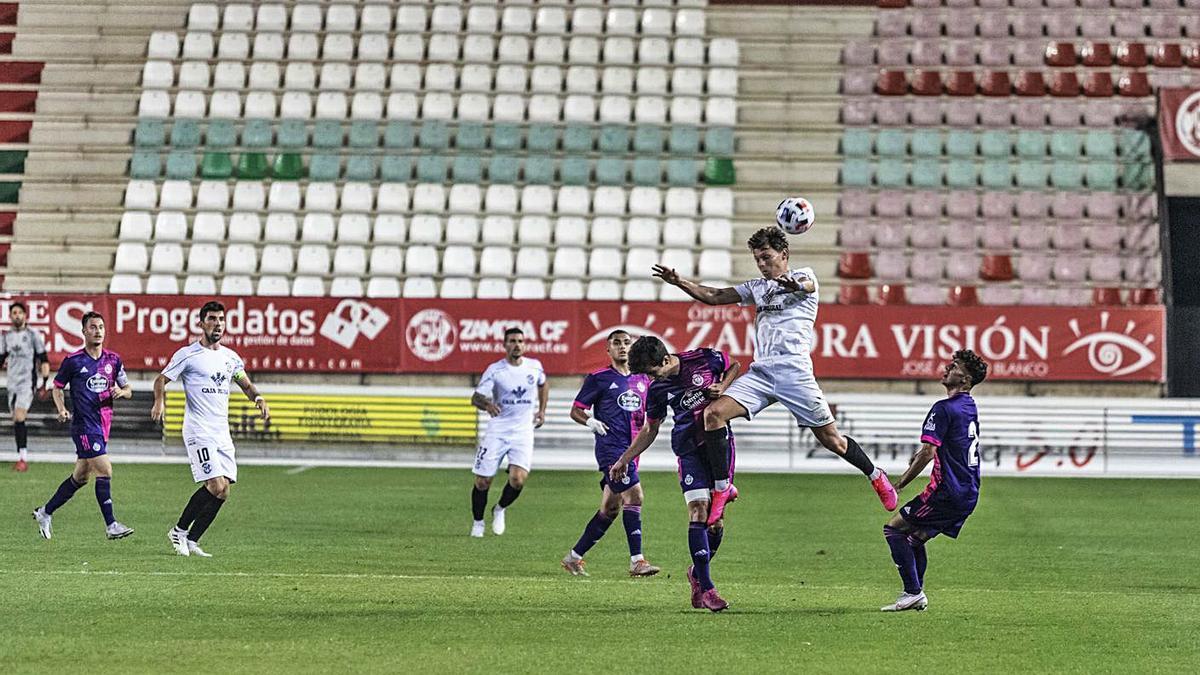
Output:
[
  {"xmin": 151, "ymin": 300, "xmax": 270, "ymax": 557},
  {"xmin": 3, "ymin": 301, "xmax": 51, "ymax": 471},
  {"xmin": 881, "ymin": 350, "xmax": 988, "ymax": 612},
  {"xmin": 609, "ymin": 336, "xmax": 741, "ymax": 612},
  {"xmin": 561, "ymin": 330, "xmax": 661, "ymax": 578},
  {"xmin": 32, "ymin": 311, "xmax": 134, "ymax": 540},
  {"xmin": 469, "ymin": 327, "xmax": 547, "ymax": 538},
  {"xmin": 651, "ymin": 226, "xmax": 897, "ymax": 523}
]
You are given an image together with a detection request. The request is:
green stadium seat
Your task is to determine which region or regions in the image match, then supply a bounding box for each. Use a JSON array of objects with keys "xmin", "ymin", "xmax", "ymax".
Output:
[
  {"xmin": 170, "ymin": 120, "xmax": 201, "ymax": 149},
  {"xmin": 205, "ymin": 120, "xmax": 236, "ymax": 149},
  {"xmin": 562, "ymin": 125, "xmax": 593, "ymax": 153},
  {"xmin": 1120, "ymin": 161, "xmax": 1153, "ymax": 190},
  {"xmin": 1119, "ymin": 130, "xmax": 1150, "ymax": 159},
  {"xmin": 525, "ymin": 125, "xmax": 557, "ymax": 153},
  {"xmin": 383, "ymin": 121, "xmax": 415, "ymax": 149},
  {"xmin": 1085, "ymin": 161, "xmax": 1118, "ymax": 190},
  {"xmin": 134, "ymin": 120, "xmax": 165, "ymax": 148},
  {"xmin": 946, "ymin": 130, "xmax": 978, "ymax": 158},
  {"xmin": 345, "ymin": 155, "xmax": 378, "ymax": 181},
  {"xmin": 979, "ymin": 160, "xmax": 1011, "ymax": 189},
  {"xmin": 451, "ymin": 155, "xmax": 483, "ymax": 183},
  {"xmin": 200, "ymin": 151, "xmax": 234, "ymax": 179},
  {"xmin": 415, "ymin": 154, "xmax": 448, "ymax": 183},
  {"xmin": 523, "ymin": 156, "xmax": 555, "ymax": 184},
  {"xmin": 632, "ymin": 157, "xmax": 662, "ymax": 186},
  {"xmin": 704, "ymin": 127, "xmax": 735, "ymax": 156},
  {"xmin": 380, "ymin": 155, "xmax": 412, "ymax": 182},
  {"xmin": 241, "ymin": 120, "xmax": 272, "ymax": 148},
  {"xmin": 488, "ymin": 155, "xmax": 520, "ymax": 184},
  {"xmin": 599, "ymin": 125, "xmax": 630, "ymax": 153},
  {"xmin": 236, "ymin": 152, "xmax": 270, "ymax": 179},
  {"xmin": 840, "ymin": 129, "xmax": 872, "ymax": 157},
  {"xmin": 492, "ymin": 123, "xmax": 523, "ymax": 152},
  {"xmin": 704, "ymin": 157, "xmax": 735, "ymax": 185},
  {"xmin": 280, "ymin": 120, "xmax": 312, "ymax": 148},
  {"xmin": 910, "ymin": 158, "xmax": 943, "ymax": 188},
  {"xmin": 559, "ymin": 157, "xmax": 591, "ymax": 185},
  {"xmin": 1050, "ymin": 161, "xmax": 1085, "ymax": 189},
  {"xmin": 978, "ymin": 131, "xmax": 1011, "ymax": 158},
  {"xmin": 946, "ymin": 159, "xmax": 979, "ymax": 188},
  {"xmin": 129, "ymin": 151, "xmax": 161, "ymax": 179},
  {"xmin": 0, "ymin": 150, "xmax": 24, "ymax": 174},
  {"xmin": 874, "ymin": 159, "xmax": 908, "ymax": 187},
  {"xmin": 164, "ymin": 150, "xmax": 196, "ymax": 179},
  {"xmin": 874, "ymin": 129, "xmax": 907, "ymax": 157},
  {"xmin": 455, "ymin": 122, "xmax": 487, "ymax": 151},
  {"xmin": 840, "ymin": 158, "xmax": 872, "ymax": 187},
  {"xmin": 309, "ymin": 153, "xmax": 343, "ymax": 182},
  {"xmin": 634, "ymin": 125, "xmax": 665, "ymax": 154},
  {"xmin": 910, "ymin": 130, "xmax": 942, "ymax": 158},
  {"xmin": 1084, "ymin": 131, "xmax": 1116, "ymax": 159},
  {"xmin": 419, "ymin": 121, "xmax": 450, "ymax": 150},
  {"xmin": 669, "ymin": 126, "xmax": 700, "ymax": 154},
  {"xmin": 347, "ymin": 121, "xmax": 378, "ymax": 149},
  {"xmin": 1015, "ymin": 161, "xmax": 1048, "ymax": 188},
  {"xmin": 272, "ymin": 152, "xmax": 304, "ymax": 180},
  {"xmin": 1050, "ymin": 131, "xmax": 1083, "ymax": 159},
  {"xmin": 0, "ymin": 182, "xmax": 20, "ymax": 203},
  {"xmin": 596, "ymin": 157, "xmax": 627, "ymax": 185},
  {"xmin": 1016, "ymin": 131, "xmax": 1047, "ymax": 158}
]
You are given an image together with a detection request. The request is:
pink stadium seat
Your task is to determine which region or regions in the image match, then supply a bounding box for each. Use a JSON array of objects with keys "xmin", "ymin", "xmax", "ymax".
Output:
[
  {"xmin": 874, "ymin": 251, "xmax": 908, "ymax": 280},
  {"xmin": 945, "ymin": 192, "xmax": 978, "ymax": 219},
  {"xmin": 1015, "ymin": 100, "xmax": 1048, "ymax": 127},
  {"xmin": 945, "ymin": 42, "xmax": 975, "ymax": 67},
  {"xmin": 874, "ymin": 12, "xmax": 908, "ymax": 38},
  {"xmin": 1086, "ymin": 192, "xmax": 1119, "ymax": 219},
  {"xmin": 1125, "ymin": 193, "xmax": 1157, "ymax": 219},
  {"xmin": 1017, "ymin": 253, "xmax": 1053, "ymax": 281},
  {"xmin": 1053, "ymin": 253, "xmax": 1088, "ymax": 282},
  {"xmin": 874, "ymin": 221, "xmax": 906, "ymax": 249},
  {"xmin": 842, "ymin": 41, "xmax": 876, "ymax": 66},
  {"xmin": 1080, "ymin": 15, "xmax": 1113, "ymax": 40},
  {"xmin": 875, "ymin": 190, "xmax": 908, "ymax": 219},
  {"xmin": 1045, "ymin": 15, "xmax": 1078, "ymax": 39},
  {"xmin": 876, "ymin": 99, "xmax": 910, "ymax": 125},
  {"xmin": 979, "ymin": 42, "xmax": 1012, "ymax": 67},
  {"xmin": 1079, "ymin": 0, "xmax": 1110, "ymax": 8},
  {"xmin": 1053, "ymin": 286, "xmax": 1093, "ymax": 306},
  {"xmin": 1083, "ymin": 99, "xmax": 1119, "ymax": 126},
  {"xmin": 1149, "ymin": 15, "xmax": 1182, "ymax": 39},
  {"xmin": 911, "ymin": 191, "xmax": 944, "ymax": 219},
  {"xmin": 911, "ymin": 254, "xmax": 944, "ymax": 282},
  {"xmin": 1017, "ymin": 221, "xmax": 1051, "ymax": 250},
  {"xmin": 909, "ymin": 284, "xmax": 945, "ymax": 305},
  {"xmin": 842, "ymin": 100, "xmax": 872, "ymax": 126},
  {"xmin": 1087, "ymin": 224, "xmax": 1123, "ymax": 252},
  {"xmin": 1011, "ymin": 13, "xmax": 1046, "ymax": 39},
  {"xmin": 948, "ymin": 254, "xmax": 983, "ymax": 281},
  {"xmin": 945, "ymin": 221, "xmax": 978, "ymax": 249},
  {"xmin": 978, "ymin": 12, "xmax": 1010, "ymax": 39},
  {"xmin": 945, "ymin": 17, "xmax": 976, "ymax": 39},
  {"xmin": 1048, "ymin": 100, "xmax": 1085, "ymax": 126},
  {"xmin": 909, "ymin": 99, "xmax": 942, "ymax": 125},
  {"xmin": 911, "ymin": 14, "xmax": 943, "ymax": 38},
  {"xmin": 979, "ymin": 285, "xmax": 1020, "ymax": 305},
  {"xmin": 945, "ymin": 100, "xmax": 980, "ymax": 126},
  {"xmin": 1020, "ymin": 285, "xmax": 1055, "ymax": 305},
  {"xmin": 1016, "ymin": 192, "xmax": 1050, "ymax": 219},
  {"xmin": 911, "ymin": 41, "xmax": 944, "ymax": 67},
  {"xmin": 1125, "ymin": 221, "xmax": 1158, "ymax": 251},
  {"xmin": 948, "ymin": 286, "xmax": 980, "ymax": 306},
  {"xmin": 979, "ymin": 100, "xmax": 1014, "ymax": 126},
  {"xmin": 976, "ymin": 0, "xmax": 1007, "ymax": 7},
  {"xmin": 1052, "ymin": 223, "xmax": 1086, "ymax": 250},
  {"xmin": 1114, "ymin": 17, "xmax": 1147, "ymax": 40},
  {"xmin": 1014, "ymin": 43, "xmax": 1047, "ymax": 68},
  {"xmin": 1051, "ymin": 192, "xmax": 1087, "ymax": 219},
  {"xmin": 840, "ymin": 190, "xmax": 873, "ymax": 217},
  {"xmin": 910, "ymin": 224, "xmax": 944, "ymax": 249},
  {"xmin": 839, "ymin": 220, "xmax": 874, "ymax": 249},
  {"xmin": 876, "ymin": 284, "xmax": 909, "ymax": 305},
  {"xmin": 877, "ymin": 41, "xmax": 909, "ymax": 67},
  {"xmin": 981, "ymin": 221, "xmax": 1014, "ymax": 250},
  {"xmin": 843, "ymin": 70, "xmax": 876, "ymax": 95},
  {"xmin": 981, "ymin": 192, "xmax": 1015, "ymax": 219}
]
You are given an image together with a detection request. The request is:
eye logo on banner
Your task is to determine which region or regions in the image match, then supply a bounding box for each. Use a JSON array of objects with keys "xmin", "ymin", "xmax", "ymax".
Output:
[
  {"xmin": 578, "ymin": 304, "xmax": 679, "ymax": 352},
  {"xmin": 1175, "ymin": 90, "xmax": 1200, "ymax": 158},
  {"xmin": 320, "ymin": 300, "xmax": 390, "ymax": 350},
  {"xmin": 1062, "ymin": 312, "xmax": 1158, "ymax": 377},
  {"xmin": 406, "ymin": 308, "xmax": 457, "ymax": 362}
]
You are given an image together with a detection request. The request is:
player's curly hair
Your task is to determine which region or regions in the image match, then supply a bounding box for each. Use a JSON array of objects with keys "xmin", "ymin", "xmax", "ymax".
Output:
[
  {"xmin": 747, "ymin": 227, "xmax": 788, "ymax": 253},
  {"xmin": 954, "ymin": 349, "xmax": 989, "ymax": 387},
  {"xmin": 628, "ymin": 336, "xmax": 669, "ymax": 375}
]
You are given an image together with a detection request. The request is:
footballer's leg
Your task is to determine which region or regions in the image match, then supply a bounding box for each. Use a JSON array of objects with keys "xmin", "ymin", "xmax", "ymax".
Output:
[
  {"xmin": 700, "ymin": 396, "xmax": 748, "ymax": 526},
  {"xmin": 470, "ymin": 439, "xmax": 504, "ymax": 537},
  {"xmin": 622, "ymin": 484, "xmax": 659, "ymax": 577},
  {"xmin": 881, "ymin": 512, "xmax": 928, "ymax": 612},
  {"xmin": 470, "ymin": 475, "xmax": 491, "ymax": 538},
  {"xmin": 34, "ymin": 449, "xmax": 92, "ymax": 539},
  {"xmin": 89, "ymin": 455, "xmax": 133, "ymax": 540},
  {"xmin": 492, "ymin": 465, "xmax": 527, "ymax": 536},
  {"xmin": 184, "ymin": 476, "xmax": 229, "ymax": 557},
  {"xmin": 811, "ymin": 422, "xmax": 897, "ymax": 511},
  {"xmin": 12, "ymin": 400, "xmax": 29, "ymax": 472},
  {"xmin": 562, "ymin": 485, "xmax": 620, "ymax": 576}
]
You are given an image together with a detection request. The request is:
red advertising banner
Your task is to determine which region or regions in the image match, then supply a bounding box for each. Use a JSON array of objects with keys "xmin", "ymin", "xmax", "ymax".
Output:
[
  {"xmin": 1159, "ymin": 87, "xmax": 1200, "ymax": 161},
  {"xmin": 0, "ymin": 295, "xmax": 1166, "ymax": 382}
]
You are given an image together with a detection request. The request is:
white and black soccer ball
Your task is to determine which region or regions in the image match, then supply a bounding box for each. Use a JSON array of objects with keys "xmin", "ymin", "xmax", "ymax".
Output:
[{"xmin": 775, "ymin": 197, "xmax": 816, "ymax": 236}]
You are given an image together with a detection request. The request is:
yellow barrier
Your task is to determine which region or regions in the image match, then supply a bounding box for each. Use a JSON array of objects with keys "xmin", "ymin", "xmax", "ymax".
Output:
[{"xmin": 164, "ymin": 392, "xmax": 476, "ymax": 444}]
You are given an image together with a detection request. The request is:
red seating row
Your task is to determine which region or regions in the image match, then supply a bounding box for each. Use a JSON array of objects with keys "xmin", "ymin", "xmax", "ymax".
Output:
[
  {"xmin": 836, "ymin": 282, "xmax": 1160, "ymax": 307},
  {"xmin": 847, "ymin": 39, "xmax": 1200, "ymax": 69},
  {"xmin": 868, "ymin": 68, "xmax": 1156, "ymax": 96},
  {"xmin": 836, "ymin": 250, "xmax": 1156, "ymax": 285},
  {"xmin": 1046, "ymin": 41, "xmax": 1200, "ymax": 67}
]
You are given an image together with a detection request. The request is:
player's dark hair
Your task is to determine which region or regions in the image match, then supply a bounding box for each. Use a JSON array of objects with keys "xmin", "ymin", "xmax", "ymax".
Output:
[
  {"xmin": 80, "ymin": 311, "xmax": 103, "ymax": 329},
  {"xmin": 607, "ymin": 329, "xmax": 631, "ymax": 342},
  {"xmin": 747, "ymin": 227, "xmax": 789, "ymax": 253},
  {"xmin": 955, "ymin": 349, "xmax": 989, "ymax": 388},
  {"xmin": 504, "ymin": 327, "xmax": 523, "ymax": 339},
  {"xmin": 10, "ymin": 301, "xmax": 27, "ymax": 314},
  {"xmin": 628, "ymin": 336, "xmax": 669, "ymax": 374},
  {"xmin": 199, "ymin": 300, "xmax": 225, "ymax": 321}
]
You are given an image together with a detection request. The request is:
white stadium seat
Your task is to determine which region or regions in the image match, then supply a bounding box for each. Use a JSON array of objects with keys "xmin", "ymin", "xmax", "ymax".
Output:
[
  {"xmin": 159, "ymin": 180, "xmax": 193, "ymax": 209},
  {"xmin": 701, "ymin": 218, "xmax": 734, "ymax": 248},
  {"xmin": 341, "ymin": 184, "xmax": 374, "ymax": 213},
  {"xmin": 665, "ymin": 188, "xmax": 699, "ymax": 217},
  {"xmin": 326, "ymin": 5, "xmax": 358, "ymax": 32},
  {"xmin": 445, "ymin": 215, "xmax": 480, "ymax": 244},
  {"xmin": 367, "ymin": 277, "xmax": 402, "ymax": 298},
  {"xmin": 568, "ymin": 37, "xmax": 600, "ymax": 65},
  {"xmin": 591, "ymin": 217, "xmax": 625, "ymax": 246},
  {"xmin": 226, "ymin": 242, "xmax": 260, "ymax": 269},
  {"xmin": 301, "ymin": 213, "xmax": 335, "ymax": 243},
  {"xmin": 268, "ymin": 182, "xmax": 301, "ymax": 212},
  {"xmin": 624, "ymin": 280, "xmax": 658, "ymax": 301},
  {"xmin": 124, "ymin": 181, "xmax": 157, "ymax": 209},
  {"xmin": 442, "ymin": 245, "xmax": 477, "ymax": 276},
  {"xmin": 222, "ymin": 4, "xmax": 253, "ymax": 32},
  {"xmin": 248, "ymin": 62, "xmax": 280, "ymax": 89},
  {"xmin": 186, "ymin": 244, "xmax": 221, "ymax": 274},
  {"xmin": 501, "ymin": 6, "xmax": 533, "ymax": 34},
  {"xmin": 625, "ymin": 248, "xmax": 658, "ymax": 278},
  {"xmin": 511, "ymin": 279, "xmax": 547, "ymax": 300},
  {"xmin": 183, "ymin": 274, "xmax": 217, "ymax": 296},
  {"xmin": 337, "ymin": 214, "xmax": 371, "ymax": 244},
  {"xmin": 427, "ymin": 35, "xmax": 460, "ymax": 61},
  {"xmin": 406, "ymin": 245, "xmax": 440, "ymax": 276},
  {"xmin": 256, "ymin": 5, "xmax": 286, "ymax": 33},
  {"xmin": 373, "ymin": 215, "xmax": 407, "ymax": 244},
  {"xmin": 147, "ymin": 31, "xmax": 180, "ymax": 59},
  {"xmin": 407, "ymin": 215, "xmax": 443, "ymax": 244},
  {"xmin": 627, "ymin": 218, "xmax": 662, "ymax": 247},
  {"xmin": 333, "ymin": 246, "xmax": 368, "ymax": 276},
  {"xmin": 296, "ymin": 245, "xmax": 331, "ymax": 275},
  {"xmin": 305, "ymin": 183, "xmax": 339, "ymax": 212},
  {"xmin": 369, "ymin": 246, "xmax": 404, "ymax": 275},
  {"xmin": 291, "ymin": 5, "xmax": 322, "ymax": 32},
  {"xmin": 145, "ymin": 274, "xmax": 180, "ymax": 294},
  {"xmin": 663, "ymin": 218, "xmax": 698, "ymax": 247},
  {"xmin": 396, "ymin": 6, "xmax": 428, "ymax": 33},
  {"xmin": 377, "ymin": 183, "xmax": 410, "ymax": 213},
  {"xmin": 521, "ymin": 186, "xmax": 554, "ymax": 215},
  {"xmin": 440, "ymin": 278, "xmax": 475, "ymax": 299},
  {"xmin": 589, "ymin": 248, "xmax": 623, "ymax": 278},
  {"xmin": 195, "ymin": 181, "xmax": 229, "ymax": 210},
  {"xmin": 119, "ymin": 212, "xmax": 153, "ymax": 241},
  {"xmin": 257, "ymin": 276, "xmax": 291, "ymax": 297},
  {"xmin": 557, "ymin": 186, "xmax": 591, "ymax": 215},
  {"xmin": 212, "ymin": 62, "xmax": 245, "ymax": 89},
  {"xmin": 227, "ymin": 213, "xmax": 261, "ymax": 242},
  {"xmin": 528, "ymin": 94, "xmax": 561, "ymax": 123},
  {"xmin": 593, "ymin": 187, "xmax": 627, "ymax": 216},
  {"xmin": 639, "ymin": 38, "xmax": 671, "ymax": 66},
  {"xmin": 393, "ymin": 34, "xmax": 425, "ymax": 62},
  {"xmin": 114, "ymin": 243, "xmax": 148, "ymax": 273},
  {"xmin": 476, "ymin": 278, "xmax": 511, "ymax": 299},
  {"xmin": 217, "ymin": 32, "xmax": 249, "ymax": 60},
  {"xmin": 481, "ymin": 215, "xmax": 516, "ymax": 245},
  {"xmin": 138, "ymin": 91, "xmax": 171, "ymax": 118},
  {"xmin": 253, "ymin": 33, "xmax": 284, "ymax": 60},
  {"xmin": 674, "ymin": 38, "xmax": 706, "ymax": 66},
  {"xmin": 150, "ymin": 243, "xmax": 185, "ymax": 273},
  {"xmin": 142, "ymin": 61, "xmax": 175, "ymax": 88},
  {"xmin": 322, "ymin": 34, "xmax": 355, "ymax": 61},
  {"xmin": 673, "ymin": 68, "xmax": 705, "ymax": 96},
  {"xmin": 259, "ymin": 244, "xmax": 295, "ymax": 274},
  {"xmin": 549, "ymin": 279, "xmax": 585, "ymax": 300},
  {"xmin": 533, "ymin": 36, "xmax": 565, "ymax": 63},
  {"xmin": 519, "ymin": 216, "xmax": 553, "ymax": 245},
  {"xmin": 182, "ymin": 32, "xmax": 214, "ymax": 60},
  {"xmin": 554, "ymin": 217, "xmax": 588, "ymax": 246},
  {"xmin": 702, "ymin": 189, "xmax": 735, "ymax": 217},
  {"xmin": 232, "ymin": 181, "xmax": 265, "ymax": 211},
  {"xmin": 587, "ymin": 280, "xmax": 621, "ymax": 301},
  {"xmin": 107, "ymin": 274, "xmax": 141, "ymax": 294},
  {"xmin": 330, "ymin": 277, "xmax": 365, "ymax": 298},
  {"xmin": 516, "ymin": 248, "xmax": 550, "ymax": 277},
  {"xmin": 220, "ymin": 275, "xmax": 254, "ymax": 295},
  {"xmin": 153, "ymin": 212, "xmax": 188, "ymax": 241},
  {"xmin": 403, "ymin": 277, "xmax": 437, "ymax": 298}
]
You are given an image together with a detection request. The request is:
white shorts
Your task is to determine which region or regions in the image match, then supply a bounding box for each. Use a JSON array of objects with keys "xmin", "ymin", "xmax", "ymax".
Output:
[
  {"xmin": 472, "ymin": 434, "xmax": 533, "ymax": 477},
  {"xmin": 723, "ymin": 360, "xmax": 835, "ymax": 428},
  {"xmin": 186, "ymin": 435, "xmax": 238, "ymax": 483},
  {"xmin": 8, "ymin": 386, "xmax": 33, "ymax": 412}
]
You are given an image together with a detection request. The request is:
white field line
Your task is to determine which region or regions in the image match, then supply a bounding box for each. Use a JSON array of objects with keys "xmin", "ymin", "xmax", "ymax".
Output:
[{"xmin": 284, "ymin": 464, "xmax": 315, "ymax": 475}]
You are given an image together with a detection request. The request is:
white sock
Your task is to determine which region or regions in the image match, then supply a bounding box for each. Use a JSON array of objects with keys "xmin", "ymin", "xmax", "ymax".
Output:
[
  {"xmin": 473, "ymin": 519, "xmax": 485, "ymax": 527},
  {"xmin": 630, "ymin": 554, "xmax": 644, "ymax": 564},
  {"xmin": 567, "ymin": 550, "xmax": 583, "ymax": 562},
  {"xmin": 714, "ymin": 479, "xmax": 729, "ymax": 491},
  {"xmin": 18, "ymin": 448, "xmax": 27, "ymax": 461},
  {"xmin": 868, "ymin": 467, "xmax": 883, "ymax": 481},
  {"xmin": 493, "ymin": 505, "xmax": 505, "ymax": 514}
]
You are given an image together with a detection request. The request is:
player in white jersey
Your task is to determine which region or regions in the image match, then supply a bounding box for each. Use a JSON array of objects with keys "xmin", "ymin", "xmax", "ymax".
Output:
[
  {"xmin": 469, "ymin": 327, "xmax": 547, "ymax": 537},
  {"xmin": 652, "ymin": 227, "xmax": 897, "ymax": 522},
  {"xmin": 151, "ymin": 301, "xmax": 270, "ymax": 557},
  {"xmin": 2, "ymin": 301, "xmax": 50, "ymax": 471}
]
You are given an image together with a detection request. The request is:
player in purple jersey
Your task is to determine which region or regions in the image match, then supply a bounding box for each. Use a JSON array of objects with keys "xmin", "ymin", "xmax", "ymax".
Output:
[
  {"xmin": 880, "ymin": 349, "xmax": 988, "ymax": 612},
  {"xmin": 561, "ymin": 330, "xmax": 661, "ymax": 578},
  {"xmin": 610, "ymin": 336, "xmax": 742, "ymax": 612},
  {"xmin": 32, "ymin": 312, "xmax": 134, "ymax": 540}
]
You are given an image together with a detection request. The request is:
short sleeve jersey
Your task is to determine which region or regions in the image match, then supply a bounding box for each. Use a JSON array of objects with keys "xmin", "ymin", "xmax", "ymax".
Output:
[
  {"xmin": 53, "ymin": 349, "xmax": 128, "ymax": 440},
  {"xmin": 162, "ymin": 342, "xmax": 246, "ymax": 446},
  {"xmin": 476, "ymin": 357, "xmax": 545, "ymax": 441},
  {"xmin": 919, "ymin": 392, "xmax": 981, "ymax": 507},
  {"xmin": 735, "ymin": 267, "xmax": 819, "ymax": 364},
  {"xmin": 646, "ymin": 348, "xmax": 731, "ymax": 457},
  {"xmin": 2, "ymin": 328, "xmax": 47, "ymax": 387},
  {"xmin": 573, "ymin": 367, "xmax": 650, "ymax": 465}
]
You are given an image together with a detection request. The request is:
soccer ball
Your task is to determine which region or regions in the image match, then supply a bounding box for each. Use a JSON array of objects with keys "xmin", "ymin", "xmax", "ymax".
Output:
[{"xmin": 775, "ymin": 197, "xmax": 815, "ymax": 236}]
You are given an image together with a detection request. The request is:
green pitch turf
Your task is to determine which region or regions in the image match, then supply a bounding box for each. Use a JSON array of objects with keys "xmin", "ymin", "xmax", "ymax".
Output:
[{"xmin": 2, "ymin": 463, "xmax": 1198, "ymax": 673}]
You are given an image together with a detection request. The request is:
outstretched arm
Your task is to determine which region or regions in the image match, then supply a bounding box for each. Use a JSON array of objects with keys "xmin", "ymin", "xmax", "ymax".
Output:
[
  {"xmin": 609, "ymin": 417, "xmax": 663, "ymax": 481},
  {"xmin": 895, "ymin": 443, "xmax": 938, "ymax": 491},
  {"xmin": 653, "ymin": 265, "xmax": 741, "ymax": 305}
]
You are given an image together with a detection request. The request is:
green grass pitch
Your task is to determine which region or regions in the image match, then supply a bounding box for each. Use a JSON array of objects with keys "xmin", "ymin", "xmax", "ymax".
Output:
[{"xmin": 2, "ymin": 463, "xmax": 1198, "ymax": 673}]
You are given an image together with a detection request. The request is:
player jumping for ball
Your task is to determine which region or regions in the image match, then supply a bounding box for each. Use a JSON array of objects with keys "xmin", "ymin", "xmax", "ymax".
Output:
[
  {"xmin": 651, "ymin": 226, "xmax": 897, "ymax": 523},
  {"xmin": 881, "ymin": 350, "xmax": 988, "ymax": 612}
]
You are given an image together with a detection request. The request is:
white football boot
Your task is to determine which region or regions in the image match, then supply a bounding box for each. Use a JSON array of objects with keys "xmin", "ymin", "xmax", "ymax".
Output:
[{"xmin": 881, "ymin": 591, "xmax": 928, "ymax": 612}]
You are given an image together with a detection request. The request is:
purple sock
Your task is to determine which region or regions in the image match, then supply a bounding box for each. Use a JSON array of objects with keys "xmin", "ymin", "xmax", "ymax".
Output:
[
  {"xmin": 885, "ymin": 525, "xmax": 922, "ymax": 594},
  {"xmin": 44, "ymin": 475, "xmax": 83, "ymax": 515},
  {"xmin": 571, "ymin": 511, "xmax": 613, "ymax": 557},
  {"xmin": 910, "ymin": 536, "xmax": 928, "ymax": 587},
  {"xmin": 94, "ymin": 477, "xmax": 115, "ymax": 526},
  {"xmin": 707, "ymin": 526, "xmax": 724, "ymax": 560},
  {"xmin": 688, "ymin": 522, "xmax": 714, "ymax": 591},
  {"xmin": 621, "ymin": 506, "xmax": 642, "ymax": 558}
]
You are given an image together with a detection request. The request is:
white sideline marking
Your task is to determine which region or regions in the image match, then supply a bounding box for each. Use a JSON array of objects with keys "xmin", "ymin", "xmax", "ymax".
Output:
[{"xmin": 285, "ymin": 465, "xmax": 315, "ymax": 475}]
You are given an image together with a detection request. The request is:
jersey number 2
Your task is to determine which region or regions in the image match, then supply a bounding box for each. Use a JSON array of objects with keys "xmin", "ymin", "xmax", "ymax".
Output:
[{"xmin": 967, "ymin": 421, "xmax": 980, "ymax": 467}]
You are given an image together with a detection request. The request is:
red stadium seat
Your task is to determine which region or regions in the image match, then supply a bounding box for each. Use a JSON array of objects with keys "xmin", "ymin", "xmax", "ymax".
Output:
[
  {"xmin": 1185, "ymin": 44, "xmax": 1200, "ymax": 68},
  {"xmin": 1092, "ymin": 287, "xmax": 1124, "ymax": 306},
  {"xmin": 1116, "ymin": 42, "xmax": 1148, "ymax": 68},
  {"xmin": 1152, "ymin": 43, "xmax": 1184, "ymax": 68},
  {"xmin": 910, "ymin": 69, "xmax": 943, "ymax": 96},
  {"xmin": 979, "ymin": 70, "xmax": 1012, "ymax": 96},
  {"xmin": 1045, "ymin": 42, "xmax": 1077, "ymax": 67},
  {"xmin": 837, "ymin": 252, "xmax": 872, "ymax": 279},
  {"xmin": 1083, "ymin": 71, "xmax": 1115, "ymax": 97},
  {"xmin": 877, "ymin": 0, "xmax": 907, "ymax": 8},
  {"xmin": 980, "ymin": 255, "xmax": 1014, "ymax": 281},
  {"xmin": 876, "ymin": 69, "xmax": 908, "ymax": 96},
  {"xmin": 875, "ymin": 284, "xmax": 908, "ymax": 305},
  {"xmin": 948, "ymin": 285, "xmax": 980, "ymax": 306},
  {"xmin": 1081, "ymin": 42, "xmax": 1114, "ymax": 67},
  {"xmin": 1117, "ymin": 71, "xmax": 1151, "ymax": 97},
  {"xmin": 837, "ymin": 284, "xmax": 872, "ymax": 305},
  {"xmin": 1131, "ymin": 288, "xmax": 1160, "ymax": 305},
  {"xmin": 1015, "ymin": 70, "xmax": 1048, "ymax": 96},
  {"xmin": 1050, "ymin": 70, "xmax": 1082, "ymax": 96},
  {"xmin": 944, "ymin": 70, "xmax": 976, "ymax": 96}
]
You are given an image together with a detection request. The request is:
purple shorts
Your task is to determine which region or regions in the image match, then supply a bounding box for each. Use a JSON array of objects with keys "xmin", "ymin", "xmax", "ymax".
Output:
[
  {"xmin": 899, "ymin": 495, "xmax": 976, "ymax": 539},
  {"xmin": 599, "ymin": 461, "xmax": 640, "ymax": 494},
  {"xmin": 72, "ymin": 432, "xmax": 107, "ymax": 460}
]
